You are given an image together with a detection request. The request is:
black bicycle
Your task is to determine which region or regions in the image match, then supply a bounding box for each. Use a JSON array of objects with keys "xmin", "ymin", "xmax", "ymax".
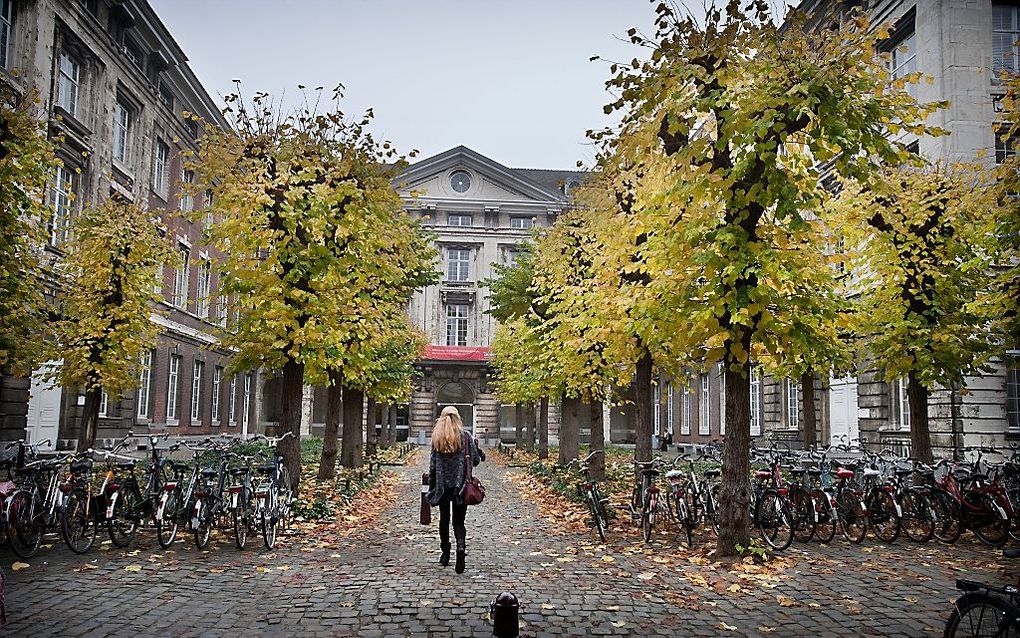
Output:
[
  {"xmin": 569, "ymin": 450, "xmax": 608, "ymax": 542},
  {"xmin": 944, "ymin": 549, "xmax": 1020, "ymax": 637}
]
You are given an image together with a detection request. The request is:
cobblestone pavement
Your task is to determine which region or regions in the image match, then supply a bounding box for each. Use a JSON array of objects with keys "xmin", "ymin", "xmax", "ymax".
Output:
[{"xmin": 3, "ymin": 449, "xmax": 1018, "ymax": 637}]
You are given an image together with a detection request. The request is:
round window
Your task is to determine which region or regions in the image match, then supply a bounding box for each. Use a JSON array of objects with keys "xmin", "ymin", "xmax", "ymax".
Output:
[{"xmin": 450, "ymin": 170, "xmax": 471, "ymax": 193}]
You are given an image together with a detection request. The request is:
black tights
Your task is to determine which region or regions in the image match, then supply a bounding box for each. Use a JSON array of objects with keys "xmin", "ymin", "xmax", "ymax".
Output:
[{"xmin": 438, "ymin": 490, "xmax": 467, "ymax": 550}]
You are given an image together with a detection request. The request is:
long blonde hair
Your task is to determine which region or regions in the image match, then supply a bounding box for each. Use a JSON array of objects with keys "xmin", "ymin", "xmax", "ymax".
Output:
[{"xmin": 432, "ymin": 406, "xmax": 464, "ymax": 454}]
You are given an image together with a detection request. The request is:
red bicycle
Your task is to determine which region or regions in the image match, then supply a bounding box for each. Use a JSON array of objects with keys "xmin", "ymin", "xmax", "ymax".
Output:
[{"xmin": 932, "ymin": 452, "xmax": 1011, "ymax": 547}]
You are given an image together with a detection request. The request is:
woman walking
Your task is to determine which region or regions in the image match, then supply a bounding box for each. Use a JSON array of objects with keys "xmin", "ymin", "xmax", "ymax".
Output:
[{"xmin": 427, "ymin": 406, "xmax": 482, "ymax": 574}]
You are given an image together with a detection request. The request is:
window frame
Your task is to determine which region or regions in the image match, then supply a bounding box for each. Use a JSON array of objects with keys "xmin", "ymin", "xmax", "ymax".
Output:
[
  {"xmin": 57, "ymin": 52, "xmax": 81, "ymax": 117},
  {"xmin": 190, "ymin": 360, "xmax": 204, "ymax": 425},
  {"xmin": 786, "ymin": 379, "xmax": 800, "ymax": 429},
  {"xmin": 99, "ymin": 390, "xmax": 109, "ymax": 418},
  {"xmin": 666, "ymin": 383, "xmax": 674, "ymax": 436},
  {"xmin": 750, "ymin": 367, "xmax": 762, "ymax": 436},
  {"xmin": 681, "ymin": 386, "xmax": 691, "ymax": 436},
  {"xmin": 211, "ymin": 366, "xmax": 222, "ymax": 426},
  {"xmin": 510, "ymin": 216, "xmax": 534, "ymax": 230},
  {"xmin": 113, "ymin": 99, "xmax": 132, "ymax": 164},
  {"xmin": 1, "ymin": 0, "xmax": 13, "ymax": 70},
  {"xmin": 153, "ymin": 139, "xmax": 170, "ymax": 196},
  {"xmin": 448, "ymin": 213, "xmax": 473, "ymax": 227},
  {"xmin": 994, "ymin": 3, "xmax": 1020, "ymax": 79},
  {"xmin": 893, "ymin": 377, "xmax": 911, "ymax": 431},
  {"xmin": 49, "ymin": 164, "xmax": 75, "ymax": 246},
  {"xmin": 228, "ymin": 374, "xmax": 237, "ymax": 424},
  {"xmin": 173, "ymin": 244, "xmax": 190, "ymax": 309},
  {"xmin": 179, "ymin": 169, "xmax": 194, "ymax": 212},
  {"xmin": 1007, "ymin": 354, "xmax": 1020, "ymax": 434},
  {"xmin": 196, "ymin": 259, "xmax": 212, "ymax": 318},
  {"xmin": 166, "ymin": 354, "xmax": 181, "ymax": 422},
  {"xmin": 242, "ymin": 373, "xmax": 251, "ymax": 431},
  {"xmin": 445, "ymin": 304, "xmax": 469, "ymax": 347},
  {"xmin": 446, "ymin": 247, "xmax": 471, "ymax": 282},
  {"xmin": 136, "ymin": 350, "xmax": 153, "ymax": 419},
  {"xmin": 699, "ymin": 374, "xmax": 711, "ymax": 435}
]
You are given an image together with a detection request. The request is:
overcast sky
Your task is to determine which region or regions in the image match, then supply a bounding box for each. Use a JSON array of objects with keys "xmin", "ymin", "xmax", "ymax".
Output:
[{"xmin": 149, "ymin": 0, "xmax": 661, "ymax": 169}]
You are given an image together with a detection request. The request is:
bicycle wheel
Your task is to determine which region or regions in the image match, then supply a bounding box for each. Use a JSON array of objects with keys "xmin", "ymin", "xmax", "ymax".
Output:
[
  {"xmin": 277, "ymin": 467, "xmax": 293, "ymax": 532},
  {"xmin": 107, "ymin": 487, "xmax": 140, "ymax": 548},
  {"xmin": 932, "ymin": 489, "xmax": 963, "ymax": 544},
  {"xmin": 811, "ymin": 489, "xmax": 837, "ymax": 544},
  {"xmin": 61, "ymin": 488, "xmax": 97, "ymax": 554},
  {"xmin": 706, "ymin": 484, "xmax": 721, "ymax": 536},
  {"xmin": 755, "ymin": 490, "xmax": 794, "ymax": 551},
  {"xmin": 194, "ymin": 495, "xmax": 214, "ymax": 549},
  {"xmin": 971, "ymin": 494, "xmax": 1010, "ymax": 547},
  {"xmin": 641, "ymin": 493, "xmax": 656, "ymax": 543},
  {"xmin": 944, "ymin": 593, "xmax": 1020, "ymax": 637},
  {"xmin": 233, "ymin": 495, "xmax": 249, "ymax": 550},
  {"xmin": 586, "ymin": 490, "xmax": 607, "ymax": 543},
  {"xmin": 673, "ymin": 491, "xmax": 693, "ymax": 548},
  {"xmin": 261, "ymin": 491, "xmax": 278, "ymax": 550},
  {"xmin": 837, "ymin": 490, "xmax": 867, "ymax": 544},
  {"xmin": 630, "ymin": 483, "xmax": 643, "ymax": 526},
  {"xmin": 1006, "ymin": 488, "xmax": 1020, "ymax": 543},
  {"xmin": 8, "ymin": 491, "xmax": 42, "ymax": 559},
  {"xmin": 900, "ymin": 490, "xmax": 935, "ymax": 543},
  {"xmin": 868, "ymin": 489, "xmax": 901, "ymax": 543},
  {"xmin": 155, "ymin": 488, "xmax": 180, "ymax": 549},
  {"xmin": 790, "ymin": 488, "xmax": 817, "ymax": 543}
]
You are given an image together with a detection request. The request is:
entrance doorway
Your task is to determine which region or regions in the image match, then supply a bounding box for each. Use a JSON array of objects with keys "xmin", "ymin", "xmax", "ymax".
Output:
[
  {"xmin": 829, "ymin": 374, "xmax": 859, "ymax": 446},
  {"xmin": 436, "ymin": 381, "xmax": 474, "ymax": 433},
  {"xmin": 27, "ymin": 361, "xmax": 62, "ymax": 450}
]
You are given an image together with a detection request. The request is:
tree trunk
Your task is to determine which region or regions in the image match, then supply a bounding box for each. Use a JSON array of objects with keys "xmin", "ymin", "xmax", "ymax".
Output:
[
  {"xmin": 388, "ymin": 404, "xmax": 398, "ymax": 445},
  {"xmin": 316, "ymin": 369, "xmax": 343, "ymax": 480},
  {"xmin": 277, "ymin": 359, "xmax": 305, "ymax": 494},
  {"xmin": 717, "ymin": 362, "xmax": 753, "ymax": 557},
  {"xmin": 908, "ymin": 370, "xmax": 933, "ymax": 464},
  {"xmin": 524, "ymin": 403, "xmax": 536, "ymax": 452},
  {"xmin": 589, "ymin": 399, "xmax": 605, "ymax": 481},
  {"xmin": 538, "ymin": 397, "xmax": 549, "ymax": 459},
  {"xmin": 514, "ymin": 403, "xmax": 524, "ymax": 448},
  {"xmin": 800, "ymin": 370, "xmax": 817, "ymax": 451},
  {"xmin": 633, "ymin": 349, "xmax": 653, "ymax": 464},
  {"xmin": 365, "ymin": 397, "xmax": 377, "ymax": 459},
  {"xmin": 76, "ymin": 383, "xmax": 102, "ymax": 451},
  {"xmin": 559, "ymin": 396, "xmax": 580, "ymax": 465},
  {"xmin": 341, "ymin": 385, "xmax": 364, "ymax": 468},
  {"xmin": 379, "ymin": 404, "xmax": 391, "ymax": 449}
]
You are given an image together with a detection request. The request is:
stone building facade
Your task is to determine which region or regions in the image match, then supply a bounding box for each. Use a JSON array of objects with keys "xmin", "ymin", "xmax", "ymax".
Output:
[
  {"xmin": 670, "ymin": 0, "xmax": 1020, "ymax": 456},
  {"xmin": 0, "ymin": 0, "xmax": 257, "ymax": 449}
]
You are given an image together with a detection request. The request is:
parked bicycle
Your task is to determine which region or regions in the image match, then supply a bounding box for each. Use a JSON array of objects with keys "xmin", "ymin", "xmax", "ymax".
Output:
[
  {"xmin": 567, "ymin": 450, "xmax": 609, "ymax": 542},
  {"xmin": 944, "ymin": 548, "xmax": 1020, "ymax": 637}
]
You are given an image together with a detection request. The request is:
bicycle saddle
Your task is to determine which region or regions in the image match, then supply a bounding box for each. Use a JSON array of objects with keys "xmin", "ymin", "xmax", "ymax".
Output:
[
  {"xmin": 958, "ymin": 473, "xmax": 988, "ymax": 482},
  {"xmin": 200, "ymin": 467, "xmax": 218, "ymax": 478},
  {"xmin": 704, "ymin": 469, "xmax": 721, "ymax": 478},
  {"xmin": 754, "ymin": 470, "xmax": 772, "ymax": 480},
  {"xmin": 70, "ymin": 459, "xmax": 93, "ymax": 473},
  {"xmin": 835, "ymin": 468, "xmax": 855, "ymax": 479},
  {"xmin": 665, "ymin": 469, "xmax": 684, "ymax": 479},
  {"xmin": 165, "ymin": 460, "xmax": 191, "ymax": 473},
  {"xmin": 116, "ymin": 460, "xmax": 137, "ymax": 470},
  {"xmin": 256, "ymin": 463, "xmax": 275, "ymax": 474}
]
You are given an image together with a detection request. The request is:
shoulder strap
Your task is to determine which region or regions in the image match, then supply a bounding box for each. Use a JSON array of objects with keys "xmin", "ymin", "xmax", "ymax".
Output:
[{"xmin": 463, "ymin": 432, "xmax": 473, "ymax": 481}]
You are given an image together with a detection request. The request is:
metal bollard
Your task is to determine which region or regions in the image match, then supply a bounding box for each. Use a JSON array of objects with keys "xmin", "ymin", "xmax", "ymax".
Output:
[{"xmin": 491, "ymin": 591, "xmax": 520, "ymax": 638}]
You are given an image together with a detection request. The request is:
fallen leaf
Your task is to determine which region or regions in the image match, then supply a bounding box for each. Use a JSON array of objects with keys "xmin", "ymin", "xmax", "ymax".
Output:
[
  {"xmin": 124, "ymin": 565, "xmax": 142, "ymax": 573},
  {"xmin": 719, "ymin": 621, "xmax": 738, "ymax": 631},
  {"xmin": 11, "ymin": 562, "xmax": 29, "ymax": 572}
]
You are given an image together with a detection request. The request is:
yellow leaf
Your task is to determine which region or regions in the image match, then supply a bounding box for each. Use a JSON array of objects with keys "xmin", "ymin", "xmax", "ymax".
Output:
[
  {"xmin": 124, "ymin": 565, "xmax": 142, "ymax": 573},
  {"xmin": 11, "ymin": 562, "xmax": 29, "ymax": 572},
  {"xmin": 719, "ymin": 621, "xmax": 738, "ymax": 631}
]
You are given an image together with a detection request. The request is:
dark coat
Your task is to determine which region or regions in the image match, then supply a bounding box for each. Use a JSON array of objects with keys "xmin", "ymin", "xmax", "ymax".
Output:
[{"xmin": 427, "ymin": 433, "xmax": 481, "ymax": 507}]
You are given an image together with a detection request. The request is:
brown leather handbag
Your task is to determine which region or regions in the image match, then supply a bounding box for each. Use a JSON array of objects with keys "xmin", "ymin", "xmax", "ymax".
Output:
[{"xmin": 460, "ymin": 433, "xmax": 485, "ymax": 506}]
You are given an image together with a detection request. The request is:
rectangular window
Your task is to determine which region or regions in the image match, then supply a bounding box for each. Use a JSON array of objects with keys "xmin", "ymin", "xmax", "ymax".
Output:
[
  {"xmin": 173, "ymin": 245, "xmax": 190, "ymax": 309},
  {"xmin": 699, "ymin": 374, "xmax": 711, "ymax": 435},
  {"xmin": 750, "ymin": 368, "xmax": 762, "ymax": 436},
  {"xmin": 447, "ymin": 248, "xmax": 471, "ymax": 282},
  {"xmin": 681, "ymin": 388, "xmax": 691, "ymax": 435},
  {"xmin": 179, "ymin": 169, "xmax": 194, "ymax": 212},
  {"xmin": 166, "ymin": 354, "xmax": 181, "ymax": 422},
  {"xmin": 57, "ymin": 53, "xmax": 80, "ymax": 117},
  {"xmin": 137, "ymin": 350, "xmax": 152, "ymax": 419},
  {"xmin": 995, "ymin": 122, "xmax": 1019, "ymax": 164},
  {"xmin": 995, "ymin": 3, "xmax": 1020, "ymax": 78},
  {"xmin": 445, "ymin": 304, "xmax": 469, "ymax": 346},
  {"xmin": 893, "ymin": 378, "xmax": 911, "ymax": 430},
  {"xmin": 99, "ymin": 390, "xmax": 109, "ymax": 417},
  {"xmin": 113, "ymin": 100, "xmax": 131, "ymax": 163},
  {"xmin": 190, "ymin": 360, "xmax": 204, "ymax": 425},
  {"xmin": 228, "ymin": 375, "xmax": 237, "ymax": 424},
  {"xmin": 666, "ymin": 383, "xmax": 674, "ymax": 436},
  {"xmin": 787, "ymin": 379, "xmax": 800, "ymax": 429},
  {"xmin": 211, "ymin": 366, "xmax": 222, "ymax": 425},
  {"xmin": 882, "ymin": 18, "xmax": 916, "ymax": 96},
  {"xmin": 242, "ymin": 373, "xmax": 251, "ymax": 431},
  {"xmin": 153, "ymin": 140, "xmax": 170, "ymax": 195},
  {"xmin": 197, "ymin": 260, "xmax": 211, "ymax": 318},
  {"xmin": 49, "ymin": 165, "xmax": 75, "ymax": 246},
  {"xmin": 203, "ymin": 189, "xmax": 214, "ymax": 232},
  {"xmin": 653, "ymin": 383, "xmax": 661, "ymax": 433},
  {"xmin": 448, "ymin": 214, "xmax": 472, "ymax": 227},
  {"xmin": 1, "ymin": 0, "xmax": 13, "ymax": 70},
  {"xmin": 510, "ymin": 217, "xmax": 534, "ymax": 230},
  {"xmin": 1008, "ymin": 357, "xmax": 1020, "ymax": 433},
  {"xmin": 216, "ymin": 293, "xmax": 229, "ymax": 327}
]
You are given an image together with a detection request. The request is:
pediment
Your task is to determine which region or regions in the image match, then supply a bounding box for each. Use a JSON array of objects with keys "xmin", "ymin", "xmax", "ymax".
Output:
[{"xmin": 394, "ymin": 146, "xmax": 568, "ymax": 204}]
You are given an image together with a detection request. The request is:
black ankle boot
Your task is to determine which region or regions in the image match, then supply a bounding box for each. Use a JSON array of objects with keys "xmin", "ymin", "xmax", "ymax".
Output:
[
  {"xmin": 439, "ymin": 544, "xmax": 451, "ymax": 566},
  {"xmin": 455, "ymin": 544, "xmax": 466, "ymax": 574}
]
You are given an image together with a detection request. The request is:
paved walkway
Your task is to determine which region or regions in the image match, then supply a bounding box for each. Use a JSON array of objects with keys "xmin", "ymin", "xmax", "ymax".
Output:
[{"xmin": 3, "ymin": 449, "xmax": 1017, "ymax": 637}]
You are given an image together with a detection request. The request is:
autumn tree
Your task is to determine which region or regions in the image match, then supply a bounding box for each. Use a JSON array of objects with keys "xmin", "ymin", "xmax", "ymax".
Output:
[
  {"xmin": 193, "ymin": 86, "xmax": 430, "ymax": 491},
  {"xmin": 831, "ymin": 167, "xmax": 998, "ymax": 463},
  {"xmin": 595, "ymin": 0, "xmax": 943, "ymax": 556},
  {"xmin": 0, "ymin": 88, "xmax": 55, "ymax": 374},
  {"xmin": 46, "ymin": 198, "xmax": 170, "ymax": 449},
  {"xmin": 988, "ymin": 73, "xmax": 1020, "ymax": 350}
]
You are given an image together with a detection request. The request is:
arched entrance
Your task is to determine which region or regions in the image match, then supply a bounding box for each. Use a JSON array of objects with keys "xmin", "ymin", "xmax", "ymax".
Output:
[{"xmin": 436, "ymin": 381, "xmax": 474, "ymax": 433}]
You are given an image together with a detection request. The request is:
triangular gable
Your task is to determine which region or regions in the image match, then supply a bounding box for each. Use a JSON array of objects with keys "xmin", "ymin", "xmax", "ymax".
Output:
[{"xmin": 394, "ymin": 145, "xmax": 568, "ymax": 203}]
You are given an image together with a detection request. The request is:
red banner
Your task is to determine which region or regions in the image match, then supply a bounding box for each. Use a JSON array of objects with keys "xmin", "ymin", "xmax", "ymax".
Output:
[{"xmin": 422, "ymin": 345, "xmax": 490, "ymax": 362}]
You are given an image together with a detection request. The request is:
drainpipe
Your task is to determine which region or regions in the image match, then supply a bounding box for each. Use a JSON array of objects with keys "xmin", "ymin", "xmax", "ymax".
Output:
[{"xmin": 950, "ymin": 381, "xmax": 961, "ymax": 462}]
